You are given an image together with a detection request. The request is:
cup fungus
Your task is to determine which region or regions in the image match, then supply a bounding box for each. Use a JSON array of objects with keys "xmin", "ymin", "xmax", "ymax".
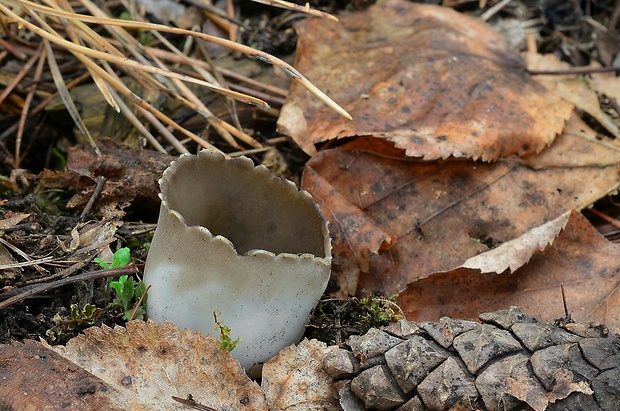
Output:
[{"xmin": 143, "ymin": 151, "xmax": 331, "ymax": 376}]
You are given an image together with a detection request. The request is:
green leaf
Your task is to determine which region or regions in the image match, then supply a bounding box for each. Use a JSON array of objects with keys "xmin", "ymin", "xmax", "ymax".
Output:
[
  {"xmin": 110, "ymin": 275, "xmax": 134, "ymax": 311},
  {"xmin": 93, "ymin": 258, "xmax": 109, "ymax": 270},
  {"xmin": 111, "ymin": 247, "xmax": 131, "ymax": 268},
  {"xmin": 109, "ymin": 275, "xmax": 127, "ymax": 295},
  {"xmin": 121, "ymin": 277, "xmax": 136, "ymax": 309},
  {"xmin": 123, "ymin": 306, "xmax": 146, "ymax": 321},
  {"xmin": 83, "ymin": 303, "xmax": 96, "ymax": 319},
  {"xmin": 213, "ymin": 311, "xmax": 240, "ymax": 352}
]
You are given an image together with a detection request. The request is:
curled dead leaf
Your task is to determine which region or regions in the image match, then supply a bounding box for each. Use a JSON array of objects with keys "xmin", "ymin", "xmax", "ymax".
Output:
[{"xmin": 397, "ymin": 211, "xmax": 620, "ymax": 333}]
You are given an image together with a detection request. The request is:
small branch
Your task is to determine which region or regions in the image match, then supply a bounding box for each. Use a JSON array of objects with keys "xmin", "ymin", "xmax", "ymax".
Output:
[
  {"xmin": 79, "ymin": 175, "xmax": 106, "ymax": 221},
  {"xmin": 528, "ymin": 66, "xmax": 620, "ymax": 75},
  {"xmin": 0, "ymin": 263, "xmax": 138, "ymax": 310}
]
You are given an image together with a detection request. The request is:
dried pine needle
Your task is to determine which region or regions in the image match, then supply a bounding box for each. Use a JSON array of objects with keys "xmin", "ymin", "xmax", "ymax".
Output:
[{"xmin": 0, "ymin": 0, "xmax": 351, "ymax": 156}]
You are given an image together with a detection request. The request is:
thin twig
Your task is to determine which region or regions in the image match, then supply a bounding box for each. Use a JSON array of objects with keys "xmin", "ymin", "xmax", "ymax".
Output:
[
  {"xmin": 561, "ymin": 283, "xmax": 569, "ymax": 318},
  {"xmin": 134, "ymin": 43, "xmax": 289, "ymax": 97},
  {"xmin": 0, "ymin": 35, "xmax": 27, "ymax": 59},
  {"xmin": 22, "ymin": 257, "xmax": 92, "ymax": 286},
  {"xmin": 0, "ymin": 237, "xmax": 47, "ymax": 274},
  {"xmin": 0, "ymin": 263, "xmax": 137, "ymax": 310},
  {"xmin": 183, "ymin": 0, "xmax": 248, "ymax": 28},
  {"xmin": 171, "ymin": 396, "xmax": 218, "ymax": 411},
  {"xmin": 480, "ymin": 0, "xmax": 514, "ymax": 22},
  {"xmin": 128, "ymin": 284, "xmax": 150, "ymax": 321},
  {"xmin": 250, "ymin": 0, "xmax": 339, "ymax": 22},
  {"xmin": 529, "ymin": 66, "xmax": 620, "ymax": 75},
  {"xmin": 79, "ymin": 175, "xmax": 106, "ymax": 220},
  {"xmin": 588, "ymin": 208, "xmax": 620, "ymax": 230},
  {"xmin": 0, "ymin": 255, "xmax": 55, "ymax": 270}
]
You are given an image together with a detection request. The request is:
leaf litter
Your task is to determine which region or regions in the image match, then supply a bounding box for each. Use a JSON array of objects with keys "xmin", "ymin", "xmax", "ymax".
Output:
[
  {"xmin": 2, "ymin": 1, "xmax": 620, "ymax": 410},
  {"xmin": 397, "ymin": 211, "xmax": 620, "ymax": 332},
  {"xmin": 1, "ymin": 320, "xmax": 268, "ymax": 411},
  {"xmin": 285, "ymin": 0, "xmax": 620, "ymax": 332},
  {"xmin": 302, "ymin": 131, "xmax": 620, "ymax": 297}
]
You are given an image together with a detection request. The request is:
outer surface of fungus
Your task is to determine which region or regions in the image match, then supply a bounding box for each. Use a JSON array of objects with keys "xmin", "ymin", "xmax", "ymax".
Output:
[{"xmin": 144, "ymin": 151, "xmax": 331, "ymax": 374}]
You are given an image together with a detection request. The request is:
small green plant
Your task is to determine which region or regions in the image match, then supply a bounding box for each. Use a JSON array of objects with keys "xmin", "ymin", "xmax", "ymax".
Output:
[
  {"xmin": 109, "ymin": 275, "xmax": 147, "ymax": 320},
  {"xmin": 50, "ymin": 147, "xmax": 67, "ymax": 170},
  {"xmin": 118, "ymin": 11, "xmax": 155, "ymax": 45},
  {"xmin": 33, "ymin": 193, "xmax": 62, "ymax": 215},
  {"xmin": 213, "ymin": 311, "xmax": 240, "ymax": 352},
  {"xmin": 94, "ymin": 247, "xmax": 131, "ymax": 270},
  {"xmin": 46, "ymin": 303, "xmax": 100, "ymax": 342},
  {"xmin": 96, "ymin": 247, "xmax": 147, "ymax": 321}
]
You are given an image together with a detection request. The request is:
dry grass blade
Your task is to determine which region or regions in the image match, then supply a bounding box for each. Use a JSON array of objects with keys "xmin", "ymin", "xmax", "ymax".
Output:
[
  {"xmin": 65, "ymin": 32, "xmax": 223, "ymax": 152},
  {"xmin": 0, "ymin": 71, "xmax": 90, "ymax": 142},
  {"xmin": 7, "ymin": 0, "xmax": 352, "ymax": 119},
  {"xmin": 136, "ymin": 44, "xmax": 290, "ymax": 99},
  {"xmin": 2, "ymin": 0, "xmax": 228, "ymax": 154},
  {"xmin": 105, "ymin": 87, "xmax": 167, "ymax": 153},
  {"xmin": 148, "ymin": 31, "xmax": 261, "ymax": 148},
  {"xmin": 2, "ymin": 2, "xmax": 271, "ymax": 110},
  {"xmin": 1, "ymin": 0, "xmax": 350, "ymax": 159},
  {"xmin": 55, "ymin": 0, "xmax": 192, "ymax": 151},
  {"xmin": 16, "ymin": 42, "xmax": 46, "ymax": 168},
  {"xmin": 0, "ymin": 47, "xmax": 39, "ymax": 106},
  {"xmin": 0, "ymin": 255, "xmax": 56, "ymax": 270},
  {"xmin": 251, "ymin": 0, "xmax": 339, "ymax": 22},
  {"xmin": 90, "ymin": 73, "xmax": 120, "ymax": 113},
  {"xmin": 42, "ymin": 39, "xmax": 100, "ymax": 155}
]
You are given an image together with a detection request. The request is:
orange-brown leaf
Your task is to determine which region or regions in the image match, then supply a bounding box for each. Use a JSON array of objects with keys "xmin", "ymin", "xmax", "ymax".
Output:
[
  {"xmin": 279, "ymin": 0, "xmax": 572, "ymax": 160},
  {"xmin": 396, "ymin": 211, "xmax": 620, "ymax": 333},
  {"xmin": 0, "ymin": 340, "xmax": 126, "ymax": 410},
  {"xmin": 302, "ymin": 131, "xmax": 620, "ymax": 297}
]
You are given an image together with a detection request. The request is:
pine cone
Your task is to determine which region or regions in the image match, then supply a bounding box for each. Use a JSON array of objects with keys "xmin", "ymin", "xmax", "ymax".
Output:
[{"xmin": 322, "ymin": 307, "xmax": 619, "ymax": 411}]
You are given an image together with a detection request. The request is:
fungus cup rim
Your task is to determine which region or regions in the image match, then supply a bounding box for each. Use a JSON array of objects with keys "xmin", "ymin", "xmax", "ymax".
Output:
[{"xmin": 157, "ymin": 150, "xmax": 332, "ymax": 265}]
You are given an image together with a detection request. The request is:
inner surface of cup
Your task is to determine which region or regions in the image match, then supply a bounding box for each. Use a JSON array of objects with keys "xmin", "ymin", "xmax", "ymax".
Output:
[{"xmin": 164, "ymin": 153, "xmax": 327, "ymax": 257}]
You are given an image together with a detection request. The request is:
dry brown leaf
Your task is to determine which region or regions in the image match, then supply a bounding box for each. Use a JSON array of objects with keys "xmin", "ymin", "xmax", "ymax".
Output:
[
  {"xmin": 262, "ymin": 339, "xmax": 341, "ymax": 411},
  {"xmin": 48, "ymin": 320, "xmax": 268, "ymax": 411},
  {"xmin": 0, "ymin": 212, "xmax": 31, "ymax": 230},
  {"xmin": 525, "ymin": 53, "xmax": 620, "ymax": 139},
  {"xmin": 302, "ymin": 133, "xmax": 620, "ymax": 297},
  {"xmin": 278, "ymin": 0, "xmax": 572, "ymax": 160},
  {"xmin": 522, "ymin": 113, "xmax": 620, "ymax": 168},
  {"xmin": 396, "ymin": 211, "xmax": 620, "ymax": 333},
  {"xmin": 590, "ymin": 71, "xmax": 620, "ymax": 102},
  {"xmin": 0, "ymin": 339, "xmax": 130, "ymax": 410},
  {"xmin": 0, "ymin": 213, "xmax": 29, "ymax": 284},
  {"xmin": 63, "ymin": 220, "xmax": 121, "ymax": 257},
  {"xmin": 460, "ymin": 212, "xmax": 570, "ymax": 274},
  {"xmin": 38, "ymin": 138, "xmax": 173, "ymax": 218},
  {"xmin": 0, "ymin": 242, "xmax": 19, "ymax": 284}
]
